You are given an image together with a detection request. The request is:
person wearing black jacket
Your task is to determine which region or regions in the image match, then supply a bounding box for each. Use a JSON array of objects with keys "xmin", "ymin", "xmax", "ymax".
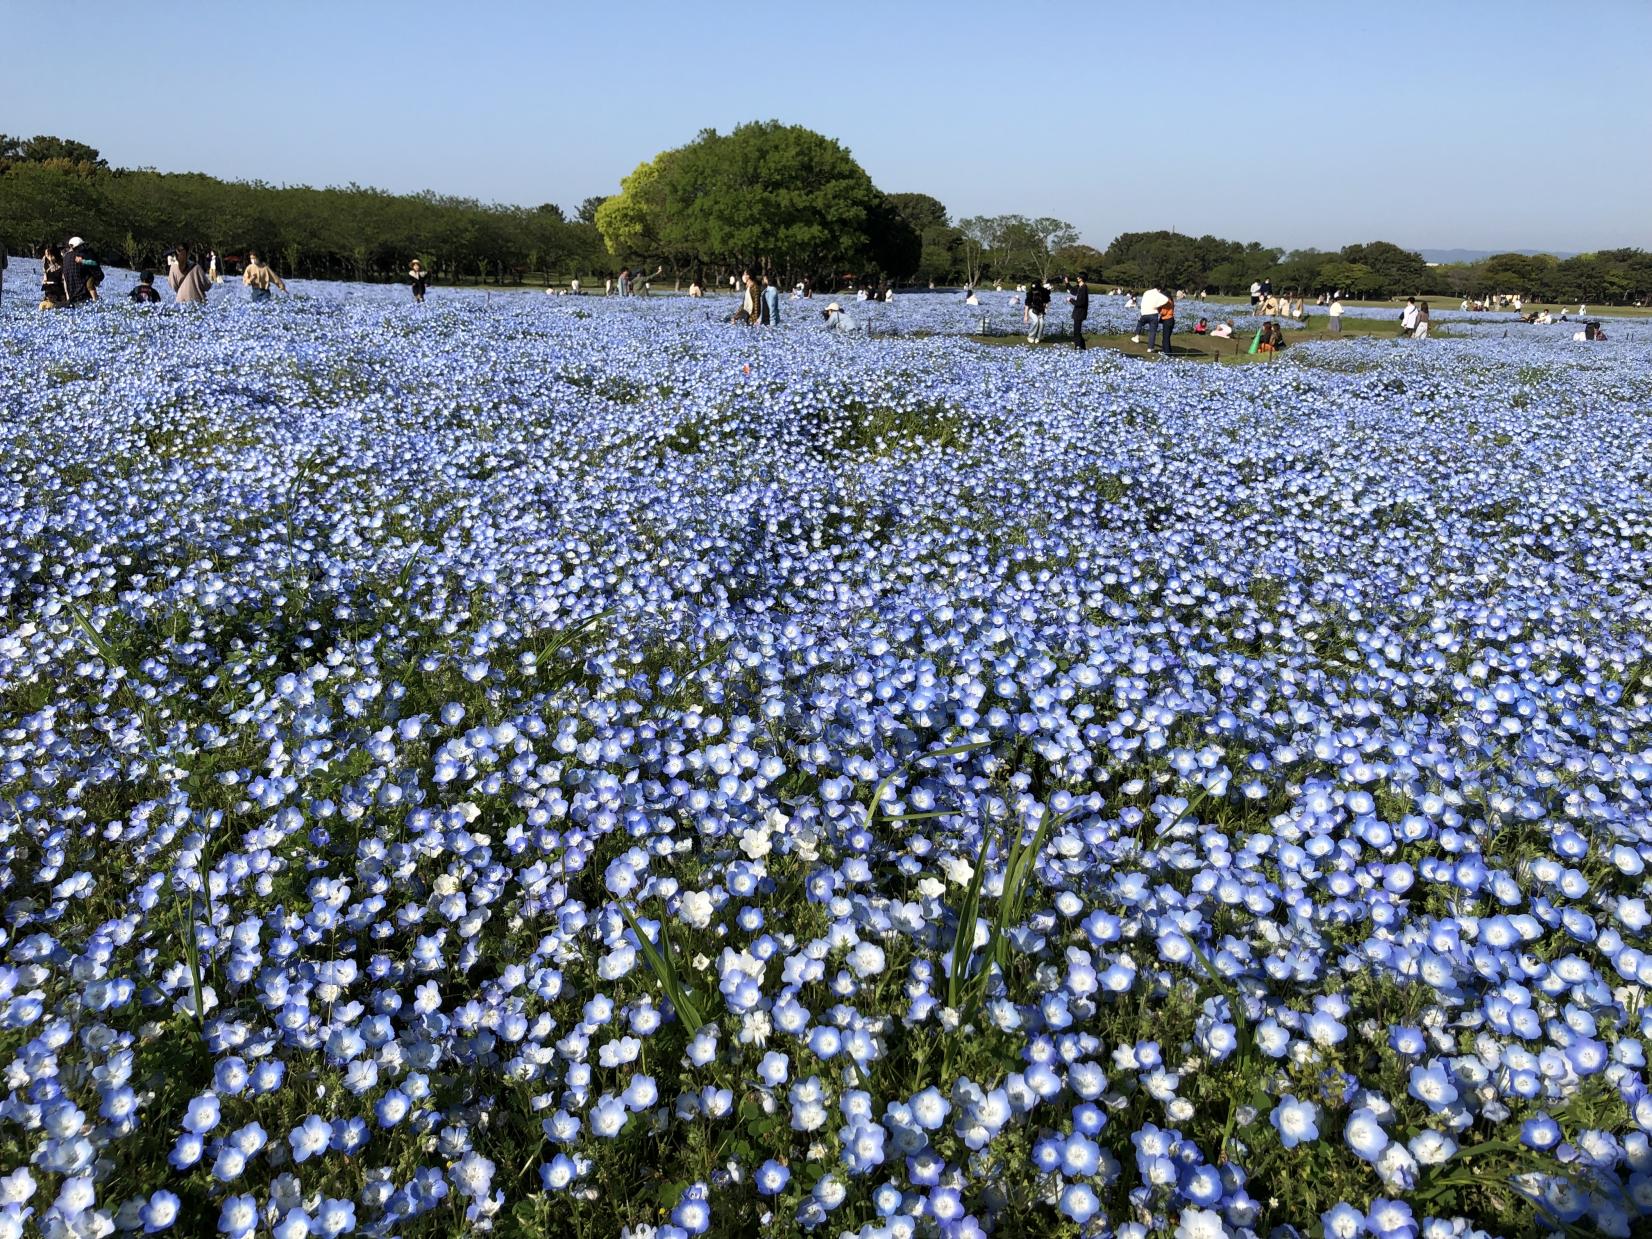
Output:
[
  {"xmin": 1025, "ymin": 282, "xmax": 1052, "ymax": 344},
  {"xmin": 1068, "ymin": 275, "xmax": 1089, "ymax": 350},
  {"xmin": 60, "ymin": 238, "xmax": 94, "ymax": 305}
]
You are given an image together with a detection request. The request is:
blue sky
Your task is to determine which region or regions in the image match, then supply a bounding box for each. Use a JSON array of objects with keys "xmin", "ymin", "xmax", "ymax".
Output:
[{"xmin": 8, "ymin": 1, "xmax": 1649, "ymax": 253}]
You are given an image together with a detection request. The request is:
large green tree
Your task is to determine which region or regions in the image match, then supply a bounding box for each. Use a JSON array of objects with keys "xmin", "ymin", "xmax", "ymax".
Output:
[
  {"xmin": 1338, "ymin": 241, "xmax": 1429, "ymax": 297},
  {"xmin": 595, "ymin": 121, "xmax": 906, "ymax": 283}
]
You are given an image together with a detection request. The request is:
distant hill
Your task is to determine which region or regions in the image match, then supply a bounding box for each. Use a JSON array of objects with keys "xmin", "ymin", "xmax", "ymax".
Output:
[{"xmin": 1419, "ymin": 247, "xmax": 1579, "ymax": 265}]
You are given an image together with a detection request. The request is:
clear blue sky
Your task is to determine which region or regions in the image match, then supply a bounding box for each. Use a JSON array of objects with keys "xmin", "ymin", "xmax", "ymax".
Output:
[{"xmin": 9, "ymin": 1, "xmax": 1650, "ymax": 253}]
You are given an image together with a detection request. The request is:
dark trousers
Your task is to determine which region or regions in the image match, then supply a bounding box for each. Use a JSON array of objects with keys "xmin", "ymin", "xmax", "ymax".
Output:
[
  {"xmin": 1137, "ymin": 313, "xmax": 1157, "ymax": 349},
  {"xmin": 1159, "ymin": 317, "xmax": 1174, "ymax": 354},
  {"xmin": 1073, "ymin": 313, "xmax": 1086, "ymax": 349}
]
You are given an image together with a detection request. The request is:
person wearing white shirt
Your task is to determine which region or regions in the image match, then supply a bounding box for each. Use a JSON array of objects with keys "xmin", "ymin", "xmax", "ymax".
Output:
[
  {"xmin": 1328, "ymin": 299, "xmax": 1345, "ymax": 333},
  {"xmin": 1249, "ymin": 280, "xmax": 1261, "ymax": 308},
  {"xmin": 1399, "ymin": 297, "xmax": 1419, "ymax": 336},
  {"xmin": 1135, "ymin": 287, "xmax": 1170, "ymax": 351}
]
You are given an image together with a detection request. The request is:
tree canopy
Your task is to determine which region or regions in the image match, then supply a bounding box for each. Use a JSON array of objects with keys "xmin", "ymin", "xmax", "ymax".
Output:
[
  {"xmin": 595, "ymin": 122, "xmax": 918, "ymax": 282},
  {"xmin": 0, "ymin": 137, "xmax": 609, "ymax": 284},
  {"xmin": 4, "ymin": 130, "xmax": 1647, "ymax": 302}
]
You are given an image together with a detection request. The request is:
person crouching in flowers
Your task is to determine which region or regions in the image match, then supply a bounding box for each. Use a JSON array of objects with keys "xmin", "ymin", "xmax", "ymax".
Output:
[{"xmin": 821, "ymin": 302, "xmax": 859, "ymax": 333}]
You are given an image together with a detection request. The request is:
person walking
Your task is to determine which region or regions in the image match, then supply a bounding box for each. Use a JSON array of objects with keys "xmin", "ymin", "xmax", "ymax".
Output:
[
  {"xmin": 242, "ymin": 251, "xmax": 288, "ymax": 302},
  {"xmin": 1249, "ymin": 279, "xmax": 1261, "ymax": 308},
  {"xmin": 409, "ymin": 259, "xmax": 429, "ymax": 303},
  {"xmin": 1413, "ymin": 300, "xmax": 1431, "ymax": 339},
  {"xmin": 1399, "ymin": 297, "xmax": 1419, "ymax": 337},
  {"xmin": 0, "ymin": 246, "xmax": 6, "ymax": 307},
  {"xmin": 1136, "ymin": 286, "xmax": 1169, "ymax": 350},
  {"xmin": 166, "ymin": 244, "xmax": 214, "ymax": 303},
  {"xmin": 1328, "ymin": 297, "xmax": 1344, "ymax": 333},
  {"xmin": 1025, "ymin": 281, "xmax": 1051, "ymax": 343},
  {"xmin": 129, "ymin": 271, "xmax": 162, "ymax": 303},
  {"xmin": 1068, "ymin": 274, "xmax": 1089, "ymax": 350},
  {"xmin": 761, "ymin": 274, "xmax": 780, "ymax": 326},
  {"xmin": 617, "ymin": 267, "xmax": 632, "ymax": 297}
]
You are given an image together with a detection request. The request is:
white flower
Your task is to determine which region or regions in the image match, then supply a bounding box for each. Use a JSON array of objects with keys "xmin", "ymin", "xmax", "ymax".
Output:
[{"xmin": 680, "ymin": 891, "xmax": 714, "ymax": 930}]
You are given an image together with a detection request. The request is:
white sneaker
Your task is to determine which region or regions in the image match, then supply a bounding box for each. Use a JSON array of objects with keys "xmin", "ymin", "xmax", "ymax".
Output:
[{"xmin": 1130, "ymin": 335, "xmax": 1141, "ymax": 343}]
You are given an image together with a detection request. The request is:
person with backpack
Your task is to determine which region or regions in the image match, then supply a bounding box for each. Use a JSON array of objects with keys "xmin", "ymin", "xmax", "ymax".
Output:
[{"xmin": 1068, "ymin": 274, "xmax": 1089, "ymax": 350}]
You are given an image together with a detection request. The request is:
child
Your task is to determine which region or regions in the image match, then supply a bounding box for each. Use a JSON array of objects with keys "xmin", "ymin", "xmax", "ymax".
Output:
[
  {"xmin": 1193, "ymin": 317, "xmax": 1209, "ymax": 335},
  {"xmin": 129, "ymin": 271, "xmax": 161, "ymax": 304}
]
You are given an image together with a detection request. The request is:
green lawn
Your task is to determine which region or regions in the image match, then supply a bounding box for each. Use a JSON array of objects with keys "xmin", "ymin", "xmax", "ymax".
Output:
[
  {"xmin": 970, "ymin": 311, "xmax": 1425, "ymax": 363},
  {"xmin": 1197, "ymin": 292, "xmax": 1652, "ymax": 318}
]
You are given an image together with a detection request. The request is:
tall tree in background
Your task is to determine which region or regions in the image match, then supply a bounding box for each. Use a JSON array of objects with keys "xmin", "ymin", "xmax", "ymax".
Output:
[{"xmin": 595, "ymin": 122, "xmax": 909, "ymax": 283}]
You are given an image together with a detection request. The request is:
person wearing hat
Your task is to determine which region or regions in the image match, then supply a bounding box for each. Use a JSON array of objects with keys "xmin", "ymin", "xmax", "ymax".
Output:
[
  {"xmin": 822, "ymin": 302, "xmax": 859, "ymax": 333},
  {"xmin": 61, "ymin": 236, "xmax": 99, "ymax": 305}
]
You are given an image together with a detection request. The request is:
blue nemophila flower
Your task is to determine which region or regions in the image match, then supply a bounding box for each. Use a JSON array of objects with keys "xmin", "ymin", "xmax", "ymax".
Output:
[
  {"xmin": 182, "ymin": 1092, "xmax": 222, "ymax": 1134},
  {"xmin": 289, "ymin": 1114, "xmax": 333, "ymax": 1163},
  {"xmin": 1270, "ymin": 1095, "xmax": 1319, "ymax": 1149},
  {"xmin": 5, "ymin": 278, "xmax": 1652, "ymax": 1236},
  {"xmin": 139, "ymin": 1189, "xmax": 180, "ymax": 1233},
  {"xmin": 1059, "ymin": 1183, "xmax": 1100, "ymax": 1224},
  {"xmin": 671, "ymin": 1182, "xmax": 710, "ymax": 1234},
  {"xmin": 217, "ymin": 1193, "xmax": 258, "ymax": 1238},
  {"xmin": 1408, "ymin": 1062, "xmax": 1460, "ymax": 1112},
  {"xmin": 755, "ymin": 1159, "xmax": 790, "ymax": 1195},
  {"xmin": 540, "ymin": 1153, "xmax": 579, "ymax": 1191},
  {"xmin": 1345, "ymin": 1108, "xmax": 1390, "ymax": 1161}
]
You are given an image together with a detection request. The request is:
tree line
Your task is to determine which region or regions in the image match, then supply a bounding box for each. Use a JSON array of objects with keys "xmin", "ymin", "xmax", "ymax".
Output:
[
  {"xmin": 0, "ymin": 135, "xmax": 609, "ymax": 284},
  {"xmin": 5, "ymin": 129, "xmax": 1649, "ymax": 303}
]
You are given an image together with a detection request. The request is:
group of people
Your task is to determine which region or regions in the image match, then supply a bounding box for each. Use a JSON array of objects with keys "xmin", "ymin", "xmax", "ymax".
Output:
[
  {"xmin": 730, "ymin": 269, "xmax": 784, "ymax": 327},
  {"xmin": 26, "ymin": 234, "xmax": 293, "ymax": 309},
  {"xmin": 36, "ymin": 238, "xmax": 105, "ymax": 307},
  {"xmin": 1399, "ymin": 297, "xmax": 1433, "ymax": 338}
]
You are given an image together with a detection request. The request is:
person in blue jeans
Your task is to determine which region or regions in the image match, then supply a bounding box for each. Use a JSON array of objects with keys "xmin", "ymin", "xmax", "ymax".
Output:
[
  {"xmin": 1136, "ymin": 288, "xmax": 1169, "ymax": 350},
  {"xmin": 1156, "ymin": 294, "xmax": 1176, "ymax": 355},
  {"xmin": 242, "ymin": 251, "xmax": 288, "ymax": 302},
  {"xmin": 760, "ymin": 274, "xmax": 780, "ymax": 325}
]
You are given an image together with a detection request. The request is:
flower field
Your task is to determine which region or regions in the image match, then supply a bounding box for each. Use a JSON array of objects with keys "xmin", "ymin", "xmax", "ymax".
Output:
[{"xmin": 2, "ymin": 277, "xmax": 1651, "ymax": 1239}]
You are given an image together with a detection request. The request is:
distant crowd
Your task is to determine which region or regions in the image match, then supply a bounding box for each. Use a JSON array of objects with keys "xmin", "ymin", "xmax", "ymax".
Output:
[
  {"xmin": 0, "ymin": 239, "xmax": 1619, "ymax": 349},
  {"xmin": 16, "ymin": 236, "xmax": 290, "ymax": 309}
]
